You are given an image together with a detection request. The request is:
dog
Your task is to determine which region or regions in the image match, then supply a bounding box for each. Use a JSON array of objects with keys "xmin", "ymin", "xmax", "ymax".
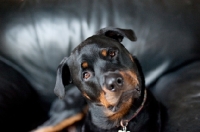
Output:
[{"xmin": 54, "ymin": 27, "xmax": 161, "ymax": 132}]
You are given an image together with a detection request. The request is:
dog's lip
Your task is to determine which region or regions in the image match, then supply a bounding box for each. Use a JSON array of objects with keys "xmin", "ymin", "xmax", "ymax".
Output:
[
  {"xmin": 108, "ymin": 105, "xmax": 118, "ymax": 112},
  {"xmin": 95, "ymin": 103, "xmax": 103, "ymax": 106}
]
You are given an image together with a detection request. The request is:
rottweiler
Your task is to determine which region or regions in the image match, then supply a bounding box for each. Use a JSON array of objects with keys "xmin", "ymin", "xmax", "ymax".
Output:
[{"xmin": 54, "ymin": 27, "xmax": 161, "ymax": 132}]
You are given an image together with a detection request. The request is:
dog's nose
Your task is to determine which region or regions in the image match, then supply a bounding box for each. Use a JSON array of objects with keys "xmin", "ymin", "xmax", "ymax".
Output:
[{"xmin": 105, "ymin": 75, "xmax": 123, "ymax": 91}]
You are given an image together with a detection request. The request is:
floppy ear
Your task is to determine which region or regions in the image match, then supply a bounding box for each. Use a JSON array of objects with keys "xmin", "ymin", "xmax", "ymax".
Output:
[
  {"xmin": 96, "ymin": 27, "xmax": 137, "ymax": 42},
  {"xmin": 54, "ymin": 57, "xmax": 72, "ymax": 99}
]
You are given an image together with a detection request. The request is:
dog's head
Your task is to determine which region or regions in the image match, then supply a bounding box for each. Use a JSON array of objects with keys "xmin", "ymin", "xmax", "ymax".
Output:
[{"xmin": 54, "ymin": 27, "xmax": 145, "ymax": 127}]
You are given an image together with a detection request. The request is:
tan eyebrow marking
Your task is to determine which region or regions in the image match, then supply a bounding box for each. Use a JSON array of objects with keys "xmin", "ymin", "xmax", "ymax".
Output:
[
  {"xmin": 101, "ymin": 49, "xmax": 107, "ymax": 57},
  {"xmin": 81, "ymin": 62, "xmax": 88, "ymax": 68}
]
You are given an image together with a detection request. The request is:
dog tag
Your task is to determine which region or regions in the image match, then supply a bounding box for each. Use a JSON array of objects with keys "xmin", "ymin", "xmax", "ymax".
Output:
[
  {"xmin": 118, "ymin": 130, "xmax": 130, "ymax": 132},
  {"xmin": 118, "ymin": 126, "xmax": 130, "ymax": 132}
]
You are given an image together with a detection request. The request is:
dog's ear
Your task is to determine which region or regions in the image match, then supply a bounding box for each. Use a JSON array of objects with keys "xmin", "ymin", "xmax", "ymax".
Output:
[
  {"xmin": 96, "ymin": 27, "xmax": 137, "ymax": 42},
  {"xmin": 54, "ymin": 57, "xmax": 72, "ymax": 99}
]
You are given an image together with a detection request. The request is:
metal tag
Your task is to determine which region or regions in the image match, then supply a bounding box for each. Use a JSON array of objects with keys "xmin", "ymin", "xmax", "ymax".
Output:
[{"xmin": 118, "ymin": 126, "xmax": 130, "ymax": 132}]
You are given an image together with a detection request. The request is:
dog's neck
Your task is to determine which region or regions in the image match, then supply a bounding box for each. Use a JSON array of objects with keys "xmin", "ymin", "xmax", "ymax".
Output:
[
  {"xmin": 87, "ymin": 89, "xmax": 147, "ymax": 130},
  {"xmin": 119, "ymin": 89, "xmax": 147, "ymax": 130}
]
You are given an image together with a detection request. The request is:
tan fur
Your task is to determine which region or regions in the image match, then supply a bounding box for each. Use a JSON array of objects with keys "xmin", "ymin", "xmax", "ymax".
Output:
[
  {"xmin": 108, "ymin": 97, "xmax": 133, "ymax": 120},
  {"xmin": 119, "ymin": 70, "xmax": 139, "ymax": 87},
  {"xmin": 83, "ymin": 92, "xmax": 91, "ymax": 100},
  {"xmin": 99, "ymin": 91, "xmax": 111, "ymax": 108},
  {"xmin": 32, "ymin": 113, "xmax": 84, "ymax": 132},
  {"xmin": 81, "ymin": 62, "xmax": 88, "ymax": 68},
  {"xmin": 101, "ymin": 49, "xmax": 107, "ymax": 57}
]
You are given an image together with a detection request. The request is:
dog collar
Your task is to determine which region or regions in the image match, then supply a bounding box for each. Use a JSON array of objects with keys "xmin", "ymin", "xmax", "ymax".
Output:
[{"xmin": 119, "ymin": 89, "xmax": 147, "ymax": 132}]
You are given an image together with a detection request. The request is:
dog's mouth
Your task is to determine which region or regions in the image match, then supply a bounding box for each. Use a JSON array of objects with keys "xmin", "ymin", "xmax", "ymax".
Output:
[
  {"xmin": 102, "ymin": 87, "xmax": 140, "ymax": 111},
  {"xmin": 98, "ymin": 85, "xmax": 140, "ymax": 116},
  {"xmin": 96, "ymin": 88, "xmax": 139, "ymax": 122}
]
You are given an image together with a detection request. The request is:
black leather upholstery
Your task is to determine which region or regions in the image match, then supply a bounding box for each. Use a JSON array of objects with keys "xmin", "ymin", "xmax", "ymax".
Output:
[{"xmin": 0, "ymin": 0, "xmax": 200, "ymax": 131}]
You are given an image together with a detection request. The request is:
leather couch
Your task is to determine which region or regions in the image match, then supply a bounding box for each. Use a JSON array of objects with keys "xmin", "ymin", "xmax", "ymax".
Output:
[{"xmin": 0, "ymin": 0, "xmax": 200, "ymax": 131}]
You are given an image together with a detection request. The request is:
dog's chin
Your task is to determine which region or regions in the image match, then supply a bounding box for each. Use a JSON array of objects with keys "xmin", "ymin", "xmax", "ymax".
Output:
[
  {"xmin": 90, "ymin": 90, "xmax": 139, "ymax": 130},
  {"xmin": 108, "ymin": 90, "xmax": 134, "ymax": 112},
  {"xmin": 115, "ymin": 93, "xmax": 136, "ymax": 112}
]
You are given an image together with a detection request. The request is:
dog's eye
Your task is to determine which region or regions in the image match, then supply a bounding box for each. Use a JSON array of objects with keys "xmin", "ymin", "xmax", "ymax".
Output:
[
  {"xmin": 108, "ymin": 49, "xmax": 116, "ymax": 58},
  {"xmin": 83, "ymin": 72, "xmax": 91, "ymax": 80}
]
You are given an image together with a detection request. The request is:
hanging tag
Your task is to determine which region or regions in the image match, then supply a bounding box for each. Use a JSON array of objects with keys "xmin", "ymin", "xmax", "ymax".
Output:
[
  {"xmin": 118, "ymin": 120, "xmax": 130, "ymax": 132},
  {"xmin": 118, "ymin": 126, "xmax": 130, "ymax": 132}
]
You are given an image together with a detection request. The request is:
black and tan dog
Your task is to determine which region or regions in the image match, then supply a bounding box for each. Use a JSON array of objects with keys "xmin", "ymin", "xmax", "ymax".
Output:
[{"xmin": 54, "ymin": 28, "xmax": 161, "ymax": 132}]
